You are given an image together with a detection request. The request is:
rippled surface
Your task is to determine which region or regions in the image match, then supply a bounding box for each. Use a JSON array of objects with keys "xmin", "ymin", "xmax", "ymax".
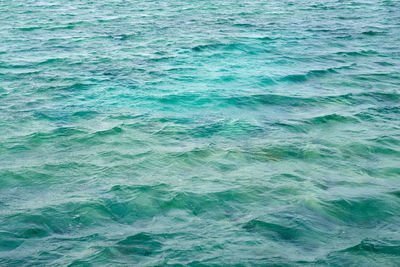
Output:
[{"xmin": 1, "ymin": 0, "xmax": 400, "ymax": 265}]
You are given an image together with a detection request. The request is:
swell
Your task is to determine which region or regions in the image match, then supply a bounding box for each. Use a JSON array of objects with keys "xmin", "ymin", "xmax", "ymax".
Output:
[
  {"xmin": 0, "ymin": 186, "xmax": 265, "ymax": 236},
  {"xmin": 150, "ymin": 90, "xmax": 399, "ymax": 110},
  {"xmin": 278, "ymin": 64, "xmax": 357, "ymax": 83},
  {"xmin": 339, "ymin": 239, "xmax": 400, "ymax": 255},
  {"xmin": 191, "ymin": 42, "xmax": 267, "ymax": 54}
]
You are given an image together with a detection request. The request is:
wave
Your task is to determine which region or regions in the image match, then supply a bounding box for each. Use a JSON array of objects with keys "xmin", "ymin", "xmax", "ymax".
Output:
[
  {"xmin": 306, "ymin": 113, "xmax": 359, "ymax": 125},
  {"xmin": 339, "ymin": 239, "xmax": 400, "ymax": 255},
  {"xmin": 191, "ymin": 43, "xmax": 255, "ymax": 52},
  {"xmin": 113, "ymin": 232, "xmax": 163, "ymax": 256},
  {"xmin": 335, "ymin": 50, "xmax": 379, "ymax": 57},
  {"xmin": 362, "ymin": 30, "xmax": 385, "ymax": 36},
  {"xmin": 18, "ymin": 26, "xmax": 42, "ymax": 31},
  {"xmin": 151, "ymin": 91, "xmax": 398, "ymax": 111},
  {"xmin": 278, "ymin": 64, "xmax": 355, "ymax": 83}
]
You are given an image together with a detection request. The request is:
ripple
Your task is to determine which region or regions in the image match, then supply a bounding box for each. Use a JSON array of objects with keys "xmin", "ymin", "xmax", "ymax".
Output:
[
  {"xmin": 114, "ymin": 233, "xmax": 163, "ymax": 256},
  {"xmin": 1, "ymin": 0, "xmax": 400, "ymax": 265}
]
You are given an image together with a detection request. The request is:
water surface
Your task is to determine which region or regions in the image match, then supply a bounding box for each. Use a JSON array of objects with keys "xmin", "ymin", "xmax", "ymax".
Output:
[{"xmin": 1, "ymin": 0, "xmax": 400, "ymax": 265}]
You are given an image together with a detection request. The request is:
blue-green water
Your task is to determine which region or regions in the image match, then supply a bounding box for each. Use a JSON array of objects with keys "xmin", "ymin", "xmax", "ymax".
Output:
[{"xmin": 1, "ymin": 0, "xmax": 400, "ymax": 265}]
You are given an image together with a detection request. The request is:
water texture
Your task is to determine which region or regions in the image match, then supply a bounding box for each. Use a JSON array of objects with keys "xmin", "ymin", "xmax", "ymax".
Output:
[{"xmin": 1, "ymin": 0, "xmax": 400, "ymax": 265}]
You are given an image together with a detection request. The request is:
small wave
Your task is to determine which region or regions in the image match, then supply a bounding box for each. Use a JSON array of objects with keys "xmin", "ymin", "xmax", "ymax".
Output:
[
  {"xmin": 355, "ymin": 106, "xmax": 400, "ymax": 122},
  {"xmin": 0, "ymin": 169, "xmax": 53, "ymax": 187},
  {"xmin": 18, "ymin": 126, "xmax": 86, "ymax": 145},
  {"xmin": 232, "ymin": 23, "xmax": 254, "ymax": 28},
  {"xmin": 271, "ymin": 113, "xmax": 359, "ymax": 135},
  {"xmin": 371, "ymin": 135, "xmax": 400, "ymax": 147},
  {"xmin": 319, "ymin": 197, "xmax": 397, "ymax": 226},
  {"xmin": 91, "ymin": 126, "xmax": 123, "ymax": 137},
  {"xmin": 389, "ymin": 191, "xmax": 400, "ymax": 199},
  {"xmin": 279, "ymin": 65, "xmax": 355, "ymax": 83},
  {"xmin": 337, "ymin": 16, "xmax": 363, "ymax": 20},
  {"xmin": 109, "ymin": 183, "xmax": 169, "ymax": 194},
  {"xmin": 36, "ymin": 58, "xmax": 66, "ymax": 66},
  {"xmin": 45, "ymin": 25, "xmax": 75, "ymax": 31},
  {"xmin": 18, "ymin": 26, "xmax": 42, "ymax": 31},
  {"xmin": 152, "ymin": 92, "xmax": 360, "ymax": 110},
  {"xmin": 0, "ymin": 231, "xmax": 23, "ymax": 252},
  {"xmin": 339, "ymin": 239, "xmax": 400, "ymax": 255},
  {"xmin": 71, "ymin": 110, "xmax": 100, "ymax": 118},
  {"xmin": 187, "ymin": 120, "xmax": 263, "ymax": 138},
  {"xmin": 257, "ymin": 36, "xmax": 276, "ymax": 41},
  {"xmin": 375, "ymin": 61, "xmax": 395, "ymax": 66},
  {"xmin": 191, "ymin": 43, "xmax": 249, "ymax": 52},
  {"xmin": 360, "ymin": 92, "xmax": 400, "ymax": 102},
  {"xmin": 113, "ymin": 233, "xmax": 163, "ymax": 256},
  {"xmin": 192, "ymin": 43, "xmax": 225, "ymax": 52},
  {"xmin": 335, "ymin": 50, "xmax": 378, "ymax": 57},
  {"xmin": 362, "ymin": 30, "xmax": 385, "ymax": 36},
  {"xmin": 224, "ymin": 94, "xmax": 319, "ymax": 107},
  {"xmin": 3, "ymin": 213, "xmax": 59, "ymax": 238},
  {"xmin": 306, "ymin": 113, "xmax": 359, "ymax": 125},
  {"xmin": 280, "ymin": 74, "xmax": 308, "ymax": 83},
  {"xmin": 108, "ymin": 33, "xmax": 138, "ymax": 41},
  {"xmin": 249, "ymin": 141, "xmax": 340, "ymax": 162},
  {"xmin": 243, "ymin": 219, "xmax": 300, "ymax": 241},
  {"xmin": 38, "ymin": 82, "xmax": 94, "ymax": 93}
]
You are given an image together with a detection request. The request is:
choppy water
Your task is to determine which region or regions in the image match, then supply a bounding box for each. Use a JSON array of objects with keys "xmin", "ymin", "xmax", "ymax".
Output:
[{"xmin": 1, "ymin": 0, "xmax": 400, "ymax": 265}]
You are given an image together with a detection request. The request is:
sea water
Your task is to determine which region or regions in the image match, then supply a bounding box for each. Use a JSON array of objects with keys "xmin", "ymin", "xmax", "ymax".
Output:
[{"xmin": 1, "ymin": 0, "xmax": 400, "ymax": 265}]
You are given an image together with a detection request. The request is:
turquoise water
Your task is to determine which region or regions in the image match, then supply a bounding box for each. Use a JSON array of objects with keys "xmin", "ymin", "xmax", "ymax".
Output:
[{"xmin": 1, "ymin": 0, "xmax": 400, "ymax": 265}]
